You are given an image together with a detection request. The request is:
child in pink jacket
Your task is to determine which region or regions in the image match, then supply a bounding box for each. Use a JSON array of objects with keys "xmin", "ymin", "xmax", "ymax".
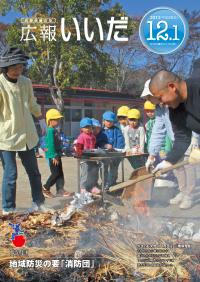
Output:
[{"xmin": 76, "ymin": 117, "xmax": 100, "ymax": 194}]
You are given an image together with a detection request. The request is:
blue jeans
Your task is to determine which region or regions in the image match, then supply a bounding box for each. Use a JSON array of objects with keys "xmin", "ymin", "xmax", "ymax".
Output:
[{"xmin": 1, "ymin": 149, "xmax": 45, "ymax": 211}]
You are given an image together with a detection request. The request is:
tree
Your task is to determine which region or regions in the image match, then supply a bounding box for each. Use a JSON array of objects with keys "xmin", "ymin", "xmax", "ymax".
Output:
[
  {"xmin": 138, "ymin": 10, "xmax": 200, "ymax": 78},
  {"xmin": 0, "ymin": 22, "xmax": 9, "ymax": 52},
  {"xmin": 105, "ymin": 10, "xmax": 200, "ymax": 95},
  {"xmin": 104, "ymin": 20, "xmax": 141, "ymax": 92},
  {"xmin": 1, "ymin": 0, "xmax": 132, "ymax": 113}
]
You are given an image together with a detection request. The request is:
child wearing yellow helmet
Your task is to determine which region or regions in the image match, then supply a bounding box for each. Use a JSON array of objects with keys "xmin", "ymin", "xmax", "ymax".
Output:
[
  {"xmin": 144, "ymin": 101, "xmax": 156, "ymax": 118},
  {"xmin": 144, "ymin": 101, "xmax": 156, "ymax": 152},
  {"xmin": 144, "ymin": 100, "xmax": 172, "ymax": 156},
  {"xmin": 117, "ymin": 106, "xmax": 130, "ymax": 135},
  {"xmin": 124, "ymin": 109, "xmax": 145, "ymax": 169},
  {"xmin": 43, "ymin": 109, "xmax": 71, "ymax": 198}
]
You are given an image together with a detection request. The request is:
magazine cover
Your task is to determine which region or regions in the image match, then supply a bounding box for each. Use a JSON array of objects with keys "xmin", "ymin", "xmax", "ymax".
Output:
[{"xmin": 0, "ymin": 0, "xmax": 200, "ymax": 281}]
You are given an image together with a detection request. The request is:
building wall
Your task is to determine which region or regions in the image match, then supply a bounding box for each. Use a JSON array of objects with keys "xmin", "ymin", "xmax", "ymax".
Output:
[
  {"xmin": 34, "ymin": 86, "xmax": 143, "ymax": 138},
  {"xmin": 44, "ymin": 101, "xmax": 125, "ymax": 137}
]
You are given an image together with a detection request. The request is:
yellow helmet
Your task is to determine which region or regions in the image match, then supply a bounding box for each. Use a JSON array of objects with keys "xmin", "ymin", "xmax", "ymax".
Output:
[
  {"xmin": 128, "ymin": 109, "xmax": 141, "ymax": 119},
  {"xmin": 46, "ymin": 109, "xmax": 63, "ymax": 125},
  {"xmin": 117, "ymin": 106, "xmax": 130, "ymax": 117},
  {"xmin": 144, "ymin": 101, "xmax": 156, "ymax": 110}
]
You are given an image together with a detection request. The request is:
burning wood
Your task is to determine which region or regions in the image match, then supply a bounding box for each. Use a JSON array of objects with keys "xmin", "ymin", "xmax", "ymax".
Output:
[{"xmin": 0, "ymin": 195, "xmax": 200, "ymax": 281}]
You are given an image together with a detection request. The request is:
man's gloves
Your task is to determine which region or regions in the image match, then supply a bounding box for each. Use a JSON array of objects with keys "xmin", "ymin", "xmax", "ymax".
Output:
[
  {"xmin": 152, "ymin": 160, "xmax": 172, "ymax": 174},
  {"xmin": 39, "ymin": 119, "xmax": 47, "ymax": 135},
  {"xmin": 145, "ymin": 156, "xmax": 155, "ymax": 172},
  {"xmin": 190, "ymin": 135, "xmax": 199, "ymax": 150}
]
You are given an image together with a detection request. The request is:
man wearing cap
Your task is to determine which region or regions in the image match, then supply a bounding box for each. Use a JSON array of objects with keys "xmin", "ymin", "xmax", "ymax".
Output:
[{"xmin": 0, "ymin": 46, "xmax": 51, "ymax": 215}]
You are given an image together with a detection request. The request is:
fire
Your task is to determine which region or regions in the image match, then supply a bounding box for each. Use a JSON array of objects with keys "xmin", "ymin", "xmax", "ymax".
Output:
[
  {"xmin": 122, "ymin": 166, "xmax": 152, "ymax": 216},
  {"xmin": 133, "ymin": 200, "xmax": 150, "ymax": 216},
  {"xmin": 132, "ymin": 184, "xmax": 151, "ymax": 216}
]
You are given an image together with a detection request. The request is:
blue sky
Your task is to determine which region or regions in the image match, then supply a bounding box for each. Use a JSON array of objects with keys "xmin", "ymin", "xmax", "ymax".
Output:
[
  {"xmin": 112, "ymin": 0, "xmax": 200, "ymax": 16},
  {"xmin": 0, "ymin": 1, "xmax": 199, "ymax": 23},
  {"xmin": 0, "ymin": 10, "xmax": 22, "ymax": 24}
]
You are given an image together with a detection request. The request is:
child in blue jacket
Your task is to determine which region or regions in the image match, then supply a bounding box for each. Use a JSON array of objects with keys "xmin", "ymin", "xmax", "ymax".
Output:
[
  {"xmin": 92, "ymin": 118, "xmax": 108, "ymax": 148},
  {"xmin": 102, "ymin": 111, "xmax": 125, "ymax": 189}
]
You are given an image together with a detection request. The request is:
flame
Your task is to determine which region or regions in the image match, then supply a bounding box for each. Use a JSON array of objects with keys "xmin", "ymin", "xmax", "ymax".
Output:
[
  {"xmin": 133, "ymin": 200, "xmax": 150, "ymax": 216},
  {"xmin": 122, "ymin": 167, "xmax": 152, "ymax": 217},
  {"xmin": 132, "ymin": 184, "xmax": 151, "ymax": 217},
  {"xmin": 124, "ymin": 184, "xmax": 151, "ymax": 216}
]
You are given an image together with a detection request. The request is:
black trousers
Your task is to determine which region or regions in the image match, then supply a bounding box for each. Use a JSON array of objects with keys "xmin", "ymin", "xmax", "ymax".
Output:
[{"xmin": 44, "ymin": 158, "xmax": 64, "ymax": 192}]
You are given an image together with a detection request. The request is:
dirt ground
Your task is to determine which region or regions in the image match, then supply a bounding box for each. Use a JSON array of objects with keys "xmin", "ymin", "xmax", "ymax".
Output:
[
  {"xmin": 0, "ymin": 157, "xmax": 132, "ymax": 210},
  {"xmin": 0, "ymin": 156, "xmax": 200, "ymax": 230}
]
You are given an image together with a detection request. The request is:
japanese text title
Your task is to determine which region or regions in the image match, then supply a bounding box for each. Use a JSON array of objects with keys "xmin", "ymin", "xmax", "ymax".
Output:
[{"xmin": 20, "ymin": 17, "xmax": 129, "ymax": 42}]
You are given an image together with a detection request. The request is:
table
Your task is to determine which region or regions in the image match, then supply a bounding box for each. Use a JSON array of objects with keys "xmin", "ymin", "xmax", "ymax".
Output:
[
  {"xmin": 75, "ymin": 155, "xmax": 125, "ymax": 202},
  {"xmin": 75, "ymin": 153, "xmax": 148, "ymax": 203}
]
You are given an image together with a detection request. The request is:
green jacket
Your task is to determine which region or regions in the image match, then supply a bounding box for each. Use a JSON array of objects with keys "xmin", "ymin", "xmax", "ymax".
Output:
[
  {"xmin": 161, "ymin": 135, "xmax": 173, "ymax": 154},
  {"xmin": 145, "ymin": 118, "xmax": 155, "ymax": 152},
  {"xmin": 45, "ymin": 127, "xmax": 62, "ymax": 159},
  {"xmin": 145, "ymin": 118, "xmax": 172, "ymax": 154}
]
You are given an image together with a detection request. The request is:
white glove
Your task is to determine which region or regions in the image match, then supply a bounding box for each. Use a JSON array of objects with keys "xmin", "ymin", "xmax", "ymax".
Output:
[
  {"xmin": 39, "ymin": 119, "xmax": 47, "ymax": 135},
  {"xmin": 152, "ymin": 160, "xmax": 172, "ymax": 174},
  {"xmin": 191, "ymin": 136, "xmax": 199, "ymax": 150},
  {"xmin": 145, "ymin": 156, "xmax": 155, "ymax": 172}
]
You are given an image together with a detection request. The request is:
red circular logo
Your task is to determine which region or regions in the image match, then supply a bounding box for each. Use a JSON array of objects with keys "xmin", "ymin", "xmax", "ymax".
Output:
[{"xmin": 12, "ymin": 235, "xmax": 26, "ymax": 248}]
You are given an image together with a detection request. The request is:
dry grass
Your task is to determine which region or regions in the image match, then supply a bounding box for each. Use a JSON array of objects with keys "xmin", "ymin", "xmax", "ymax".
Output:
[
  {"xmin": 0, "ymin": 211, "xmax": 88, "ymax": 264},
  {"xmin": 0, "ymin": 207, "xmax": 197, "ymax": 281},
  {"xmin": 99, "ymin": 225, "xmax": 192, "ymax": 281}
]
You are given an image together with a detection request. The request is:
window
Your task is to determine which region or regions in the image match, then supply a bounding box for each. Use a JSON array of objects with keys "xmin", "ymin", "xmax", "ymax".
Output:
[
  {"xmin": 64, "ymin": 101, "xmax": 71, "ymax": 106},
  {"xmin": 95, "ymin": 110, "xmax": 104, "ymax": 121},
  {"xmin": 72, "ymin": 109, "xmax": 82, "ymax": 121},
  {"xmin": 84, "ymin": 109, "xmax": 93, "ymax": 118},
  {"xmin": 84, "ymin": 102, "xmax": 93, "ymax": 107},
  {"xmin": 64, "ymin": 109, "xmax": 71, "ymax": 122}
]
